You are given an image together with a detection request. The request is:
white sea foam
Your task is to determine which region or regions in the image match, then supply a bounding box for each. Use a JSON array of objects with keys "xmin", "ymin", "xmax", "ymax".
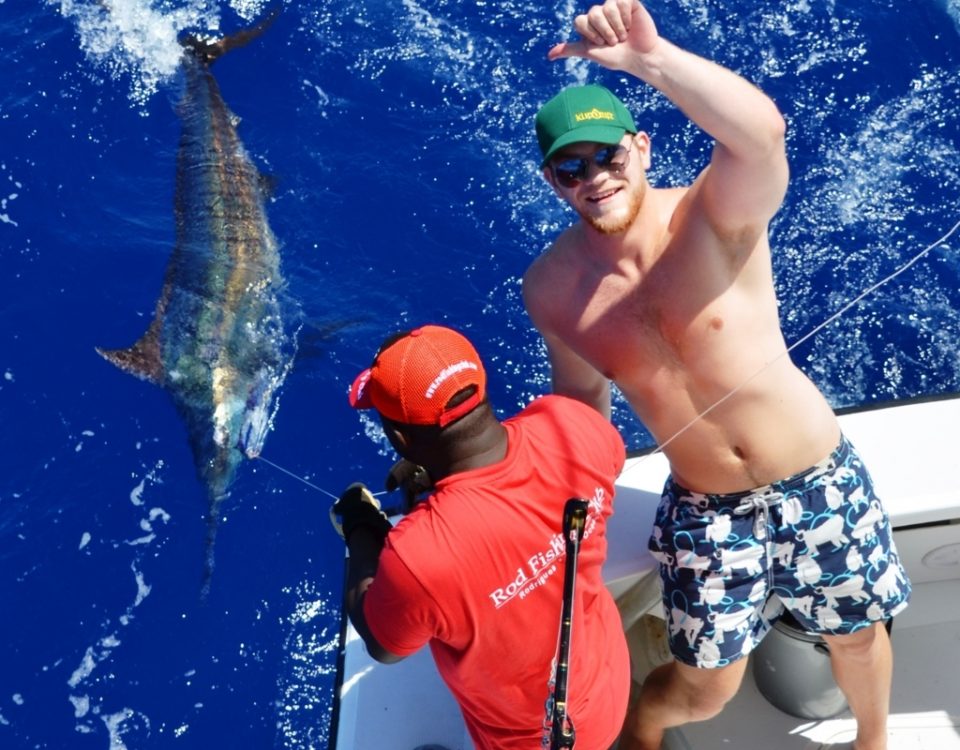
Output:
[
  {"xmin": 68, "ymin": 474, "xmax": 163, "ymax": 741},
  {"xmin": 274, "ymin": 579, "xmax": 340, "ymax": 750},
  {"xmin": 942, "ymin": 0, "xmax": 960, "ymax": 34},
  {"xmin": 51, "ymin": 0, "xmax": 270, "ymax": 105},
  {"xmin": 1, "ymin": 163, "xmax": 22, "ymax": 226},
  {"xmin": 69, "ymin": 694, "xmax": 90, "ymax": 718}
]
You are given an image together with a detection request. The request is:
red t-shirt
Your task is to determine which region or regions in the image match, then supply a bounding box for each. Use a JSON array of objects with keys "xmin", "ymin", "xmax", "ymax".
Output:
[{"xmin": 364, "ymin": 395, "xmax": 629, "ymax": 750}]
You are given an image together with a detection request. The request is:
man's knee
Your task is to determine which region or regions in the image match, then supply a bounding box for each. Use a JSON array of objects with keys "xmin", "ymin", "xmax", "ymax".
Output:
[
  {"xmin": 671, "ymin": 659, "xmax": 747, "ymax": 721},
  {"xmin": 823, "ymin": 620, "xmax": 889, "ymax": 660}
]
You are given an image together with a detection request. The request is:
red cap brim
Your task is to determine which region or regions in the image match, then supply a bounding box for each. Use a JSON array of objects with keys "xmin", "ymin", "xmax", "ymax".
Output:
[{"xmin": 349, "ymin": 369, "xmax": 374, "ymax": 409}]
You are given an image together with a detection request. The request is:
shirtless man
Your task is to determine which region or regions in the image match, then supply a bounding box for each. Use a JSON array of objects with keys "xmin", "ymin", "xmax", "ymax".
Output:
[{"xmin": 522, "ymin": 2, "xmax": 910, "ymax": 748}]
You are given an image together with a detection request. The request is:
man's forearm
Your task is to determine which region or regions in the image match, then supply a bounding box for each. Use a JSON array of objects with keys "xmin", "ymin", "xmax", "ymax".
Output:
[
  {"xmin": 343, "ymin": 528, "xmax": 403, "ymax": 664},
  {"xmin": 628, "ymin": 37, "xmax": 785, "ymax": 159}
]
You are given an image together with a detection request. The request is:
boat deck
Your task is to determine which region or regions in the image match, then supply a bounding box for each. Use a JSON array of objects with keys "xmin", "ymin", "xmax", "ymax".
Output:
[
  {"xmin": 639, "ymin": 394, "xmax": 960, "ymax": 749},
  {"xmin": 661, "ymin": 578, "xmax": 960, "ymax": 749},
  {"xmin": 331, "ymin": 394, "xmax": 960, "ymax": 749}
]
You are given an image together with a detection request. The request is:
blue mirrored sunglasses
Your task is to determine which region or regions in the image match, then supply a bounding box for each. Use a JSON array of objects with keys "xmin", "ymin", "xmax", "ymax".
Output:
[{"xmin": 550, "ymin": 141, "xmax": 632, "ymax": 188}]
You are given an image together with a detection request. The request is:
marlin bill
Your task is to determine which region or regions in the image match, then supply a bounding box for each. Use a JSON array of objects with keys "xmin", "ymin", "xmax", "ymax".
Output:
[{"xmin": 97, "ymin": 13, "xmax": 295, "ymax": 597}]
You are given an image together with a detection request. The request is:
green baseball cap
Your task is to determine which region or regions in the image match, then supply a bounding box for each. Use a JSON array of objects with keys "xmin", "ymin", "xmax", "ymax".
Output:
[{"xmin": 535, "ymin": 84, "xmax": 638, "ymax": 166}]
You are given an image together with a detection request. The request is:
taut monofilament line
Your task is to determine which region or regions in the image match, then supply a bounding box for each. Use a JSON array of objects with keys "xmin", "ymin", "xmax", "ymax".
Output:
[{"xmin": 623, "ymin": 215, "xmax": 960, "ymax": 475}]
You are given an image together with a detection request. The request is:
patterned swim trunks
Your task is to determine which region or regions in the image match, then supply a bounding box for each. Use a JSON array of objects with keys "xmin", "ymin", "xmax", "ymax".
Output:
[{"xmin": 648, "ymin": 435, "xmax": 911, "ymax": 668}]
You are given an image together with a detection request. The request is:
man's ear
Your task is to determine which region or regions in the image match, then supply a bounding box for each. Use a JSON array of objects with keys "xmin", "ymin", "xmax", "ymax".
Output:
[
  {"xmin": 633, "ymin": 131, "xmax": 652, "ymax": 170},
  {"xmin": 378, "ymin": 416, "xmax": 410, "ymax": 454},
  {"xmin": 393, "ymin": 427, "xmax": 411, "ymax": 452}
]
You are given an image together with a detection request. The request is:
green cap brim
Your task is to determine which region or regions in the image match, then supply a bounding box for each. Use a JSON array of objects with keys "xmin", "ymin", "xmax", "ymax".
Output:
[{"xmin": 540, "ymin": 124, "xmax": 628, "ymax": 167}]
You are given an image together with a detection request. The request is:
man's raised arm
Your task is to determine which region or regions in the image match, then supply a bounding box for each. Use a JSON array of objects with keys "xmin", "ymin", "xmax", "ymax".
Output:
[{"xmin": 549, "ymin": 0, "xmax": 788, "ymax": 233}]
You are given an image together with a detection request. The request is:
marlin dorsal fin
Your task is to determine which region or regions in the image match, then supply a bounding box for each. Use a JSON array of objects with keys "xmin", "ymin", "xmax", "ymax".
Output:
[{"xmin": 96, "ymin": 318, "xmax": 164, "ymax": 385}]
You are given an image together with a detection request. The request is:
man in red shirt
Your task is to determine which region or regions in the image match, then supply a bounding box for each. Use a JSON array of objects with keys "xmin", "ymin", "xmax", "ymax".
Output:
[{"xmin": 334, "ymin": 324, "xmax": 629, "ymax": 749}]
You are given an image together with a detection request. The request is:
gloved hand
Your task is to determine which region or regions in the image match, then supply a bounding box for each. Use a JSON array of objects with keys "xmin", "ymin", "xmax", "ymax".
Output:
[
  {"xmin": 330, "ymin": 482, "xmax": 392, "ymax": 545},
  {"xmin": 385, "ymin": 459, "xmax": 434, "ymax": 514}
]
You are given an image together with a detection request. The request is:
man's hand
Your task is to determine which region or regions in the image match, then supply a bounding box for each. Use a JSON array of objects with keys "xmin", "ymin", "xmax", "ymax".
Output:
[
  {"xmin": 331, "ymin": 483, "xmax": 392, "ymax": 545},
  {"xmin": 385, "ymin": 459, "xmax": 433, "ymax": 514},
  {"xmin": 548, "ymin": 0, "xmax": 658, "ymax": 70}
]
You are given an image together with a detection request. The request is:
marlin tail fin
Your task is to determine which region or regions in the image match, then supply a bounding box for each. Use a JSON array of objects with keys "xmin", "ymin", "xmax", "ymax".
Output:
[{"xmin": 180, "ymin": 5, "xmax": 281, "ymax": 66}]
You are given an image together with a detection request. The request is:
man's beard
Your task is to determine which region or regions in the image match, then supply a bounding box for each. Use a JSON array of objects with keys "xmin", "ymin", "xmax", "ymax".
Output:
[{"xmin": 580, "ymin": 182, "xmax": 644, "ymax": 235}]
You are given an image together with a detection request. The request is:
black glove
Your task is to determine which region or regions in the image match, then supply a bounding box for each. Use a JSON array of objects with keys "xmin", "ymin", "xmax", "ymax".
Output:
[
  {"xmin": 385, "ymin": 459, "xmax": 434, "ymax": 514},
  {"xmin": 330, "ymin": 482, "xmax": 392, "ymax": 545}
]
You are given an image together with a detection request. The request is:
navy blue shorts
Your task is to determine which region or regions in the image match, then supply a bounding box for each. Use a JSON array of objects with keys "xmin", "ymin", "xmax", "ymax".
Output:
[{"xmin": 648, "ymin": 435, "xmax": 911, "ymax": 668}]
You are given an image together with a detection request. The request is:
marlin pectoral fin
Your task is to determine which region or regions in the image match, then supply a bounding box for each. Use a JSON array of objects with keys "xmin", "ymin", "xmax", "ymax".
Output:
[{"xmin": 96, "ymin": 322, "xmax": 165, "ymax": 385}]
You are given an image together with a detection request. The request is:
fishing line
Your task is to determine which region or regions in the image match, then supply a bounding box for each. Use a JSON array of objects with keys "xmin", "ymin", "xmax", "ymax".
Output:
[
  {"xmin": 253, "ymin": 454, "xmax": 387, "ymax": 501},
  {"xmin": 622, "ymin": 215, "xmax": 960, "ymax": 475},
  {"xmin": 259, "ymin": 217, "xmax": 959, "ymax": 492}
]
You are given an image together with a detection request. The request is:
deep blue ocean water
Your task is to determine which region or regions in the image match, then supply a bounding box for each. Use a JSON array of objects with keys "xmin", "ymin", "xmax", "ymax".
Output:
[{"xmin": 1, "ymin": 0, "xmax": 958, "ymax": 747}]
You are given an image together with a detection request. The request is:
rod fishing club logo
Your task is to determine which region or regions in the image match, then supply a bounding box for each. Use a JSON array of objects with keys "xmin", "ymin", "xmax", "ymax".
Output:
[{"xmin": 487, "ymin": 487, "xmax": 606, "ymax": 609}]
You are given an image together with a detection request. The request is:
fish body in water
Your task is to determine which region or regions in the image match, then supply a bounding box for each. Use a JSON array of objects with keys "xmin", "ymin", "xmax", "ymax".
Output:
[{"xmin": 97, "ymin": 12, "xmax": 293, "ymax": 596}]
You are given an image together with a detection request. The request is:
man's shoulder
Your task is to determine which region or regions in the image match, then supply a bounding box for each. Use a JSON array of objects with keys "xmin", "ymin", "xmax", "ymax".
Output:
[
  {"xmin": 519, "ymin": 393, "xmax": 610, "ymax": 427},
  {"xmin": 523, "ymin": 227, "xmax": 585, "ymax": 282},
  {"xmin": 514, "ymin": 396, "xmax": 625, "ymax": 472},
  {"xmin": 522, "ymin": 230, "xmax": 587, "ymax": 325}
]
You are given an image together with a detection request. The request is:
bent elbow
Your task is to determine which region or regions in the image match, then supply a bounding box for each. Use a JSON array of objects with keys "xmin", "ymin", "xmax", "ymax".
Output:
[
  {"xmin": 553, "ymin": 378, "xmax": 611, "ymax": 419},
  {"xmin": 764, "ymin": 106, "xmax": 787, "ymax": 154},
  {"xmin": 367, "ymin": 642, "xmax": 406, "ymax": 665}
]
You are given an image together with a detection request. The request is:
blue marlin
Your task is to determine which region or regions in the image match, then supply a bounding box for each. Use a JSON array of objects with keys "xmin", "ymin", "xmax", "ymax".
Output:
[{"xmin": 97, "ymin": 11, "xmax": 294, "ymax": 597}]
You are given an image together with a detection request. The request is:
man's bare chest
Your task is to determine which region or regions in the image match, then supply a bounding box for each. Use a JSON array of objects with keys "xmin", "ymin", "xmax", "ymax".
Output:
[{"xmin": 558, "ymin": 270, "xmax": 684, "ymax": 380}]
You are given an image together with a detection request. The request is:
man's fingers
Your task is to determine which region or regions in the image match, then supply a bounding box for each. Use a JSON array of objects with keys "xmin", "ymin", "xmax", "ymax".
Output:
[
  {"xmin": 602, "ymin": 0, "xmax": 630, "ymax": 42},
  {"xmin": 575, "ymin": 9, "xmax": 611, "ymax": 46},
  {"xmin": 386, "ymin": 460, "xmax": 415, "ymax": 491},
  {"xmin": 385, "ymin": 460, "xmax": 433, "ymax": 499},
  {"xmin": 584, "ymin": 5, "xmax": 624, "ymax": 45},
  {"xmin": 547, "ymin": 40, "xmax": 587, "ymax": 61},
  {"xmin": 554, "ymin": 0, "xmax": 633, "ymax": 61}
]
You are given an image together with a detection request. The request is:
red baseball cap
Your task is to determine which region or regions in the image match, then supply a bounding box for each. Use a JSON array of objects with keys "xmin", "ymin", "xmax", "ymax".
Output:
[{"xmin": 349, "ymin": 325, "xmax": 487, "ymax": 427}]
